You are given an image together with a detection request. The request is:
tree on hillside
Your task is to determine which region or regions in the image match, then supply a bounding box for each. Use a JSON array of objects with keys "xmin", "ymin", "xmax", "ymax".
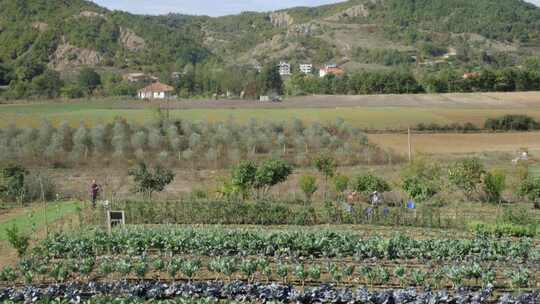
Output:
[
  {"xmin": 259, "ymin": 64, "xmax": 283, "ymax": 95},
  {"xmin": 128, "ymin": 162, "xmax": 175, "ymax": 200},
  {"xmin": 78, "ymin": 67, "xmax": 101, "ymax": 94}
]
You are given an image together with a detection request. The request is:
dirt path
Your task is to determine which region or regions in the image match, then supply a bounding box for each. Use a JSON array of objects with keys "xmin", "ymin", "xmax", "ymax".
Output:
[{"xmin": 115, "ymin": 91, "xmax": 540, "ymax": 110}]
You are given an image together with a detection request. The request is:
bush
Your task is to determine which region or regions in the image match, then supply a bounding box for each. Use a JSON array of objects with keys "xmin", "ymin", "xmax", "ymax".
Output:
[
  {"xmin": 448, "ymin": 158, "xmax": 484, "ymax": 197},
  {"xmin": 0, "ymin": 164, "xmax": 28, "ymax": 203},
  {"xmin": 352, "ymin": 173, "xmax": 391, "ymax": 195},
  {"xmin": 483, "ymin": 170, "xmax": 506, "ymax": 203},
  {"xmin": 401, "ymin": 157, "xmax": 442, "ymax": 203},
  {"xmin": 5, "ymin": 225, "xmax": 30, "ymax": 257},
  {"xmin": 254, "ymin": 159, "xmax": 293, "ymax": 195},
  {"xmin": 333, "ymin": 174, "xmax": 349, "ymax": 198},
  {"xmin": 128, "ymin": 162, "xmax": 175, "ymax": 199},
  {"xmin": 484, "ymin": 114, "xmax": 539, "ymax": 131},
  {"xmin": 23, "ymin": 172, "xmax": 57, "ymax": 202},
  {"xmin": 518, "ymin": 176, "xmax": 540, "ymax": 208},
  {"xmin": 299, "ymin": 175, "xmax": 318, "ymax": 203}
]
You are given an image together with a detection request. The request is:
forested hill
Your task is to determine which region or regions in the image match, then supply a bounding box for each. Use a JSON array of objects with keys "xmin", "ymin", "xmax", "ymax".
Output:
[{"xmin": 0, "ymin": 0, "xmax": 539, "ymax": 99}]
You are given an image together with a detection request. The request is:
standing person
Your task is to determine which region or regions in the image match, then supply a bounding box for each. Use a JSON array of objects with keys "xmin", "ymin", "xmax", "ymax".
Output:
[{"xmin": 90, "ymin": 180, "xmax": 100, "ymax": 208}]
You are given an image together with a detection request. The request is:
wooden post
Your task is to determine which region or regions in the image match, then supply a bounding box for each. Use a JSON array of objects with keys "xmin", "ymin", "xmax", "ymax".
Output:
[{"xmin": 408, "ymin": 127, "xmax": 412, "ymax": 163}]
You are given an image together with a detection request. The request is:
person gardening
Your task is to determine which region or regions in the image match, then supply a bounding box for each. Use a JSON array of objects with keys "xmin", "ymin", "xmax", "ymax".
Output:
[{"xmin": 90, "ymin": 179, "xmax": 100, "ymax": 208}]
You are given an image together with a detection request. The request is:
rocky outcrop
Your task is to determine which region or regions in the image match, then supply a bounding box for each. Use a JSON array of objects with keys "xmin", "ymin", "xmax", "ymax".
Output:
[
  {"xmin": 78, "ymin": 11, "xmax": 106, "ymax": 19},
  {"xmin": 326, "ymin": 5, "xmax": 369, "ymax": 21},
  {"xmin": 287, "ymin": 22, "xmax": 320, "ymax": 37},
  {"xmin": 269, "ymin": 12, "xmax": 294, "ymax": 28},
  {"xmin": 120, "ymin": 27, "xmax": 145, "ymax": 51},
  {"xmin": 49, "ymin": 41, "xmax": 101, "ymax": 70}
]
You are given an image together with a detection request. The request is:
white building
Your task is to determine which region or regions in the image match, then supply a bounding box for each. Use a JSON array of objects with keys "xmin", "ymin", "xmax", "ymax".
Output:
[
  {"xmin": 138, "ymin": 82, "xmax": 175, "ymax": 99},
  {"xmin": 299, "ymin": 64, "xmax": 313, "ymax": 74},
  {"xmin": 278, "ymin": 61, "xmax": 291, "ymax": 76}
]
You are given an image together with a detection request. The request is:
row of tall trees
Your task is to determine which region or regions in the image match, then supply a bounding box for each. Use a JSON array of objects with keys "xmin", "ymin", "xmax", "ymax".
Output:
[{"xmin": 0, "ymin": 118, "xmax": 388, "ymax": 168}]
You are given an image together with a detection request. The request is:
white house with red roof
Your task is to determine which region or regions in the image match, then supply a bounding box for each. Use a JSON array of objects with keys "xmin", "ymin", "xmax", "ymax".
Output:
[{"xmin": 138, "ymin": 82, "xmax": 175, "ymax": 99}]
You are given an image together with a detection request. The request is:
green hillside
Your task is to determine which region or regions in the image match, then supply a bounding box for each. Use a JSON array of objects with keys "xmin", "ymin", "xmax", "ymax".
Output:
[{"xmin": 0, "ymin": 0, "xmax": 539, "ymax": 99}]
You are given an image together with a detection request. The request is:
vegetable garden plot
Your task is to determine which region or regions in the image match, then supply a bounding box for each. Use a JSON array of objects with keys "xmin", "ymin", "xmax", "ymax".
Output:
[
  {"xmin": 1, "ymin": 281, "xmax": 539, "ymax": 304},
  {"xmin": 40, "ymin": 228, "xmax": 540, "ymax": 261}
]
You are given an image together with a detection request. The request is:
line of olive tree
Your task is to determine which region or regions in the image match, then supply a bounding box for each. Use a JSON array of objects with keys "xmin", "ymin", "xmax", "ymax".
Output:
[{"xmin": 0, "ymin": 118, "xmax": 387, "ymax": 169}]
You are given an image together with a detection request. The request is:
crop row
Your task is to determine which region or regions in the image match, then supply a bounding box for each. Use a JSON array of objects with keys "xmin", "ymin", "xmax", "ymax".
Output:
[
  {"xmin": 1, "ymin": 281, "xmax": 539, "ymax": 304},
  {"xmin": 39, "ymin": 228, "xmax": 540, "ymax": 261},
  {"xmin": 3, "ymin": 255, "xmax": 537, "ymax": 290}
]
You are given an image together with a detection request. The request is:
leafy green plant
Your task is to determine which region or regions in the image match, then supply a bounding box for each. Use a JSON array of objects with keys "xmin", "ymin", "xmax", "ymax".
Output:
[
  {"xmin": 393, "ymin": 266, "xmax": 406, "ymax": 287},
  {"xmin": 353, "ymin": 173, "xmax": 390, "ymax": 195},
  {"xmin": 448, "ymin": 157, "xmax": 484, "ymax": 197},
  {"xmin": 167, "ymin": 258, "xmax": 182, "ymax": 282},
  {"xmin": 314, "ymin": 155, "xmax": 337, "ymax": 199},
  {"xmin": 5, "ymin": 225, "xmax": 30, "ymax": 257},
  {"xmin": 254, "ymin": 159, "xmax": 293, "ymax": 196},
  {"xmin": 506, "ymin": 267, "xmax": 530, "ymax": 289},
  {"xmin": 181, "ymin": 259, "xmax": 201, "ymax": 283},
  {"xmin": 299, "ymin": 175, "xmax": 318, "ymax": 203},
  {"xmin": 294, "ymin": 264, "xmax": 308, "ymax": 287},
  {"xmin": 332, "ymin": 174, "xmax": 349, "ymax": 199},
  {"xmin": 239, "ymin": 259, "xmax": 258, "ymax": 283},
  {"xmin": 128, "ymin": 162, "xmax": 175, "ymax": 199},
  {"xmin": 231, "ymin": 161, "xmax": 257, "ymax": 200},
  {"xmin": 0, "ymin": 266, "xmax": 18, "ymax": 282},
  {"xmin": 401, "ymin": 157, "xmax": 441, "ymax": 202},
  {"xmin": 308, "ymin": 265, "xmax": 321, "ymax": 282},
  {"xmin": 277, "ymin": 263, "xmax": 289, "ymax": 284},
  {"xmin": 483, "ymin": 169, "xmax": 506, "ymax": 203},
  {"xmin": 409, "ymin": 269, "xmax": 427, "ymax": 287}
]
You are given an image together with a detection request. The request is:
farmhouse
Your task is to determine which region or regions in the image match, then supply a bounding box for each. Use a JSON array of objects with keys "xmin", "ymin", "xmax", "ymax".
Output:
[
  {"xmin": 278, "ymin": 61, "xmax": 291, "ymax": 76},
  {"xmin": 319, "ymin": 65, "xmax": 345, "ymax": 78},
  {"xmin": 138, "ymin": 82, "xmax": 174, "ymax": 99},
  {"xmin": 299, "ymin": 64, "xmax": 313, "ymax": 74}
]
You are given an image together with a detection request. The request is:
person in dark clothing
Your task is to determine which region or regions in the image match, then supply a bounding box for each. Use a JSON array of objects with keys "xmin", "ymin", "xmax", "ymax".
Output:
[{"xmin": 90, "ymin": 180, "xmax": 100, "ymax": 208}]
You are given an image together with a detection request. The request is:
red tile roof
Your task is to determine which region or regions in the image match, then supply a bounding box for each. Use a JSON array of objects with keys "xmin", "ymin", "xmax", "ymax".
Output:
[{"xmin": 139, "ymin": 82, "xmax": 174, "ymax": 93}]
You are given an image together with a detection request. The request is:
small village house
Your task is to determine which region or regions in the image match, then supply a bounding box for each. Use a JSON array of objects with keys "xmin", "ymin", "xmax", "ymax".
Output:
[
  {"xmin": 138, "ymin": 82, "xmax": 174, "ymax": 99},
  {"xmin": 278, "ymin": 61, "xmax": 291, "ymax": 76},
  {"xmin": 319, "ymin": 65, "xmax": 345, "ymax": 78},
  {"xmin": 299, "ymin": 64, "xmax": 313, "ymax": 74}
]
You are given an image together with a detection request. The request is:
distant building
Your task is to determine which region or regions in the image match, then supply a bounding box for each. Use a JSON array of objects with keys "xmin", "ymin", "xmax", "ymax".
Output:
[
  {"xmin": 125, "ymin": 73, "xmax": 158, "ymax": 83},
  {"xmin": 463, "ymin": 72, "xmax": 481, "ymax": 79},
  {"xmin": 299, "ymin": 64, "xmax": 313, "ymax": 74},
  {"xmin": 138, "ymin": 82, "xmax": 174, "ymax": 99},
  {"xmin": 278, "ymin": 61, "xmax": 291, "ymax": 76},
  {"xmin": 319, "ymin": 65, "xmax": 345, "ymax": 78}
]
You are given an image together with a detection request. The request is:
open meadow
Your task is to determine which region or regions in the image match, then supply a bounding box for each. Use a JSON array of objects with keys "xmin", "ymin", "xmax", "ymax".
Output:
[{"xmin": 0, "ymin": 92, "xmax": 539, "ymax": 303}]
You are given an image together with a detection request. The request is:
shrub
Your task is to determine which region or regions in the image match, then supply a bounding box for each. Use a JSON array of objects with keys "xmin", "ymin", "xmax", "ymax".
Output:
[
  {"xmin": 254, "ymin": 159, "xmax": 293, "ymax": 195},
  {"xmin": 483, "ymin": 170, "xmax": 506, "ymax": 203},
  {"xmin": 231, "ymin": 161, "xmax": 257, "ymax": 199},
  {"xmin": 352, "ymin": 173, "xmax": 390, "ymax": 195},
  {"xmin": 448, "ymin": 158, "xmax": 484, "ymax": 197},
  {"xmin": 128, "ymin": 162, "xmax": 175, "ymax": 199},
  {"xmin": 518, "ymin": 176, "xmax": 540, "ymax": 208},
  {"xmin": 401, "ymin": 157, "xmax": 441, "ymax": 203},
  {"xmin": 5, "ymin": 225, "xmax": 30, "ymax": 257},
  {"xmin": 0, "ymin": 164, "xmax": 28, "ymax": 203},
  {"xmin": 333, "ymin": 174, "xmax": 349, "ymax": 199},
  {"xmin": 485, "ymin": 114, "xmax": 539, "ymax": 131},
  {"xmin": 299, "ymin": 175, "xmax": 318, "ymax": 203}
]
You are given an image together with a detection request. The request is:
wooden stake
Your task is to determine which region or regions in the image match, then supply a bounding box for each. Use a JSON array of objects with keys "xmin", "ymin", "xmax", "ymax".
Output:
[{"xmin": 408, "ymin": 127, "xmax": 412, "ymax": 162}]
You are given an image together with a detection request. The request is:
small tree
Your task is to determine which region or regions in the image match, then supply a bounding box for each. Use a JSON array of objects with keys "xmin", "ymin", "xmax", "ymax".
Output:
[
  {"xmin": 5, "ymin": 225, "xmax": 30, "ymax": 257},
  {"xmin": 448, "ymin": 158, "xmax": 484, "ymax": 198},
  {"xmin": 353, "ymin": 173, "xmax": 391, "ymax": 195},
  {"xmin": 518, "ymin": 176, "xmax": 540, "ymax": 209},
  {"xmin": 254, "ymin": 159, "xmax": 293, "ymax": 197},
  {"xmin": 299, "ymin": 175, "xmax": 318, "ymax": 204},
  {"xmin": 333, "ymin": 174, "xmax": 349, "ymax": 200},
  {"xmin": 231, "ymin": 161, "xmax": 257, "ymax": 200},
  {"xmin": 128, "ymin": 163, "xmax": 175, "ymax": 199},
  {"xmin": 483, "ymin": 169, "xmax": 506, "ymax": 203},
  {"xmin": 0, "ymin": 164, "xmax": 28, "ymax": 205},
  {"xmin": 401, "ymin": 157, "xmax": 442, "ymax": 203},
  {"xmin": 314, "ymin": 155, "xmax": 338, "ymax": 199}
]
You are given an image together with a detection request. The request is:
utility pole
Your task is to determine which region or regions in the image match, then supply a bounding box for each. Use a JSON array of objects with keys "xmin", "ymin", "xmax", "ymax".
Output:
[{"xmin": 408, "ymin": 127, "xmax": 412, "ymax": 163}]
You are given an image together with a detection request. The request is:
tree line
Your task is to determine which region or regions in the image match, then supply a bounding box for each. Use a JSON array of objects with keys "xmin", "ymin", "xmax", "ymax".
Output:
[{"xmin": 0, "ymin": 118, "xmax": 390, "ymax": 169}]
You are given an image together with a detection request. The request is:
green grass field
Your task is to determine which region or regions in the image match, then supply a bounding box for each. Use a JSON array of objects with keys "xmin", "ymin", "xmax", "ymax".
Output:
[
  {"xmin": 1, "ymin": 101, "xmax": 540, "ymax": 129},
  {"xmin": 0, "ymin": 201, "xmax": 81, "ymax": 241}
]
